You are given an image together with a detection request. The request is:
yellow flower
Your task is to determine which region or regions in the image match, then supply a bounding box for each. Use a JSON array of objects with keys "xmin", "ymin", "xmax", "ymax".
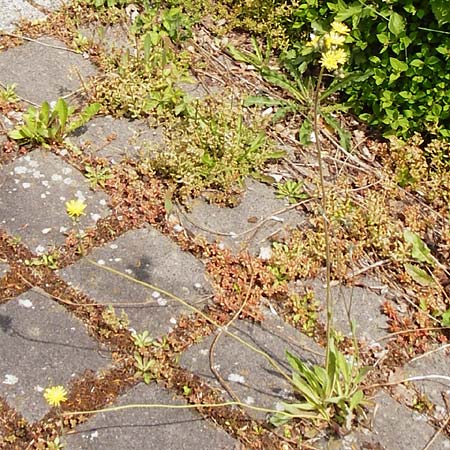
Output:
[
  {"xmin": 331, "ymin": 21, "xmax": 350, "ymax": 35},
  {"xmin": 43, "ymin": 385, "xmax": 67, "ymax": 407},
  {"xmin": 320, "ymin": 48, "xmax": 348, "ymax": 71},
  {"xmin": 65, "ymin": 199, "xmax": 87, "ymax": 218},
  {"xmin": 306, "ymin": 35, "xmax": 320, "ymax": 48},
  {"xmin": 324, "ymin": 31, "xmax": 346, "ymax": 48}
]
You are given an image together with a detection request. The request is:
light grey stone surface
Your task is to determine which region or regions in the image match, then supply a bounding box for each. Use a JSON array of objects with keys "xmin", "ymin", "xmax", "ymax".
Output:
[
  {"xmin": 60, "ymin": 226, "xmax": 212, "ymax": 336},
  {"xmin": 304, "ymin": 279, "xmax": 389, "ymax": 343},
  {"xmin": 69, "ymin": 116, "xmax": 165, "ymax": 162},
  {"xmin": 64, "ymin": 383, "xmax": 237, "ymax": 450},
  {"xmin": 405, "ymin": 348, "xmax": 450, "ymax": 416},
  {"xmin": 179, "ymin": 178, "xmax": 305, "ymax": 254},
  {"xmin": 0, "ymin": 149, "xmax": 110, "ymax": 253},
  {"xmin": 0, "ymin": 288, "xmax": 110, "ymax": 422},
  {"xmin": 181, "ymin": 311, "xmax": 323, "ymax": 420},
  {"xmin": 0, "ymin": 0, "xmax": 45, "ymax": 31},
  {"xmin": 0, "ymin": 261, "xmax": 9, "ymax": 278},
  {"xmin": 0, "ymin": 37, "xmax": 97, "ymax": 104}
]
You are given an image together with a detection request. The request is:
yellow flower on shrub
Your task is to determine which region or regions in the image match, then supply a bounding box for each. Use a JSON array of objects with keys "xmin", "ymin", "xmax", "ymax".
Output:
[
  {"xmin": 320, "ymin": 48, "xmax": 348, "ymax": 71},
  {"xmin": 65, "ymin": 199, "xmax": 87, "ymax": 218},
  {"xmin": 331, "ymin": 21, "xmax": 350, "ymax": 35},
  {"xmin": 43, "ymin": 385, "xmax": 68, "ymax": 407},
  {"xmin": 325, "ymin": 31, "xmax": 346, "ymax": 48}
]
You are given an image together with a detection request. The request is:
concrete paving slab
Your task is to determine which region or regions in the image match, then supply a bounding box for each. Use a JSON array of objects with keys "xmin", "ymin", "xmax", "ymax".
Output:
[
  {"xmin": 0, "ymin": 149, "xmax": 110, "ymax": 254},
  {"xmin": 78, "ymin": 22, "xmax": 131, "ymax": 53},
  {"xmin": 60, "ymin": 226, "xmax": 212, "ymax": 336},
  {"xmin": 0, "ymin": 288, "xmax": 110, "ymax": 423},
  {"xmin": 64, "ymin": 383, "xmax": 237, "ymax": 450},
  {"xmin": 179, "ymin": 178, "xmax": 305, "ymax": 255},
  {"xmin": 405, "ymin": 348, "xmax": 450, "ymax": 416},
  {"xmin": 367, "ymin": 391, "xmax": 450, "ymax": 450},
  {"xmin": 0, "ymin": 37, "xmax": 97, "ymax": 104},
  {"xmin": 69, "ymin": 116, "xmax": 165, "ymax": 162},
  {"xmin": 305, "ymin": 279, "xmax": 388, "ymax": 344},
  {"xmin": 180, "ymin": 311, "xmax": 323, "ymax": 420},
  {"xmin": 0, "ymin": 0, "xmax": 46, "ymax": 31}
]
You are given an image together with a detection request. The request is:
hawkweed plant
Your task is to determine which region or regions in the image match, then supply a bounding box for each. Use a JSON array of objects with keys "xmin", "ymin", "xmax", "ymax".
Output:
[
  {"xmin": 65, "ymin": 198, "xmax": 87, "ymax": 255},
  {"xmin": 272, "ymin": 20, "xmax": 370, "ymax": 429}
]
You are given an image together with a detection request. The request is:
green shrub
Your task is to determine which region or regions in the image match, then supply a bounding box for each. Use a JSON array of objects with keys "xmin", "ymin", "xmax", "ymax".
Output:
[{"xmin": 216, "ymin": 0, "xmax": 450, "ymax": 139}]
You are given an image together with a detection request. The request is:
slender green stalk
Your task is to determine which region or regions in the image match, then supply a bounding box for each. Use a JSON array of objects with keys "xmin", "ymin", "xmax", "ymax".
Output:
[{"xmin": 312, "ymin": 67, "xmax": 333, "ymax": 368}]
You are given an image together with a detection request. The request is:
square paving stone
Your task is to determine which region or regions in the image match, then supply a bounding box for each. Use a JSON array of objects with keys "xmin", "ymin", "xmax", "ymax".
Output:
[
  {"xmin": 64, "ymin": 383, "xmax": 237, "ymax": 450},
  {"xmin": 180, "ymin": 311, "xmax": 323, "ymax": 420},
  {"xmin": 0, "ymin": 0, "xmax": 46, "ymax": 31},
  {"xmin": 0, "ymin": 36, "xmax": 97, "ymax": 104},
  {"xmin": 60, "ymin": 226, "xmax": 212, "ymax": 336},
  {"xmin": 0, "ymin": 149, "xmax": 110, "ymax": 254},
  {"xmin": 405, "ymin": 348, "xmax": 450, "ymax": 416},
  {"xmin": 0, "ymin": 288, "xmax": 110, "ymax": 423},
  {"xmin": 365, "ymin": 391, "xmax": 450, "ymax": 450},
  {"xmin": 69, "ymin": 116, "xmax": 165, "ymax": 162},
  {"xmin": 179, "ymin": 178, "xmax": 305, "ymax": 255},
  {"xmin": 315, "ymin": 391, "xmax": 450, "ymax": 449},
  {"xmin": 303, "ymin": 279, "xmax": 388, "ymax": 344}
]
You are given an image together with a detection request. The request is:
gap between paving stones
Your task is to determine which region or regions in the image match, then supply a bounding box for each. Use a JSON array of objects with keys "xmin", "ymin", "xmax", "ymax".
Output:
[{"xmin": 2, "ymin": 1, "xmax": 450, "ymax": 448}]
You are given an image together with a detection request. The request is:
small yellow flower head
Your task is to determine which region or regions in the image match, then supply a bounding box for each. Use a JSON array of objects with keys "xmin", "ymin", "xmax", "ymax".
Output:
[
  {"xmin": 331, "ymin": 21, "xmax": 350, "ymax": 35},
  {"xmin": 320, "ymin": 48, "xmax": 348, "ymax": 71},
  {"xmin": 65, "ymin": 199, "xmax": 87, "ymax": 218},
  {"xmin": 306, "ymin": 34, "xmax": 320, "ymax": 48},
  {"xmin": 324, "ymin": 31, "xmax": 346, "ymax": 48},
  {"xmin": 43, "ymin": 385, "xmax": 68, "ymax": 407}
]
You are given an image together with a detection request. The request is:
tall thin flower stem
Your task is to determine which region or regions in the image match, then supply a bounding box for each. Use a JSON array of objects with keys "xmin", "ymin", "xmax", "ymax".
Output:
[{"xmin": 312, "ymin": 66, "xmax": 333, "ymax": 368}]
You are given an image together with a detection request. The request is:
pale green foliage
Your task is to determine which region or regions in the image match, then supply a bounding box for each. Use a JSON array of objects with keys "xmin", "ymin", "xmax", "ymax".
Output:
[
  {"xmin": 85, "ymin": 165, "xmax": 113, "ymax": 188},
  {"xmin": 9, "ymin": 98, "xmax": 100, "ymax": 146},
  {"xmin": 0, "ymin": 83, "xmax": 18, "ymax": 104},
  {"xmin": 131, "ymin": 330, "xmax": 154, "ymax": 348},
  {"xmin": 271, "ymin": 338, "xmax": 369, "ymax": 428},
  {"xmin": 133, "ymin": 353, "xmax": 158, "ymax": 384},
  {"xmin": 275, "ymin": 180, "xmax": 308, "ymax": 204},
  {"xmin": 149, "ymin": 96, "xmax": 285, "ymax": 199}
]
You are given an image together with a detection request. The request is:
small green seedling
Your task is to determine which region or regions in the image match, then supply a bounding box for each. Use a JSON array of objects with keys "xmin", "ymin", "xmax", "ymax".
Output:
[
  {"xmin": 9, "ymin": 98, "xmax": 100, "ymax": 146},
  {"xmin": 85, "ymin": 165, "xmax": 113, "ymax": 188},
  {"xmin": 131, "ymin": 330, "xmax": 154, "ymax": 348},
  {"xmin": 133, "ymin": 352, "xmax": 158, "ymax": 384},
  {"xmin": 24, "ymin": 253, "xmax": 58, "ymax": 270},
  {"xmin": 276, "ymin": 180, "xmax": 308, "ymax": 204}
]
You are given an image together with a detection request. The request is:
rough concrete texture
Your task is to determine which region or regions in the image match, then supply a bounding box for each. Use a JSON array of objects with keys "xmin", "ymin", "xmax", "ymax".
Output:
[
  {"xmin": 304, "ymin": 279, "xmax": 389, "ymax": 344},
  {"xmin": 179, "ymin": 178, "xmax": 305, "ymax": 254},
  {"xmin": 0, "ymin": 288, "xmax": 110, "ymax": 423},
  {"xmin": 0, "ymin": 37, "xmax": 97, "ymax": 104},
  {"xmin": 60, "ymin": 226, "xmax": 211, "ymax": 335},
  {"xmin": 69, "ymin": 116, "xmax": 165, "ymax": 162},
  {"xmin": 0, "ymin": 0, "xmax": 46, "ymax": 31},
  {"xmin": 181, "ymin": 310, "xmax": 323, "ymax": 420},
  {"xmin": 0, "ymin": 149, "xmax": 110, "ymax": 253},
  {"xmin": 78, "ymin": 22, "xmax": 132, "ymax": 53},
  {"xmin": 64, "ymin": 383, "xmax": 238, "ymax": 450},
  {"xmin": 365, "ymin": 391, "xmax": 450, "ymax": 450},
  {"xmin": 405, "ymin": 348, "xmax": 450, "ymax": 417}
]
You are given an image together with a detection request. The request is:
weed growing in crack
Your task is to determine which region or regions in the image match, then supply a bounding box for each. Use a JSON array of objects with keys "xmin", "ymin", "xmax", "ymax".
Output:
[
  {"xmin": 91, "ymin": 6, "xmax": 194, "ymax": 121},
  {"xmin": 24, "ymin": 252, "xmax": 59, "ymax": 270},
  {"xmin": 264, "ymin": 20, "xmax": 371, "ymax": 430},
  {"xmin": 148, "ymin": 94, "xmax": 285, "ymax": 201},
  {"xmin": 84, "ymin": 164, "xmax": 113, "ymax": 188},
  {"xmin": 8, "ymin": 98, "xmax": 100, "ymax": 147},
  {"xmin": 0, "ymin": 83, "xmax": 18, "ymax": 105}
]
